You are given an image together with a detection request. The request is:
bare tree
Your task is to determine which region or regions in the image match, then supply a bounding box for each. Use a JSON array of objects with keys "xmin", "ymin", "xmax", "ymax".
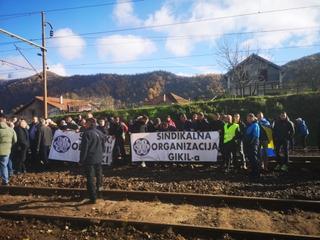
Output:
[{"xmin": 216, "ymin": 38, "xmax": 261, "ymax": 97}]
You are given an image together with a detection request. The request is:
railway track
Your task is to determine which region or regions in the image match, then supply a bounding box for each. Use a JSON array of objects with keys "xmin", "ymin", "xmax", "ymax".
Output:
[
  {"xmin": 0, "ymin": 186, "xmax": 319, "ymax": 239},
  {"xmin": 0, "ymin": 185, "xmax": 319, "ymax": 211},
  {"xmin": 0, "ymin": 211, "xmax": 318, "ymax": 240}
]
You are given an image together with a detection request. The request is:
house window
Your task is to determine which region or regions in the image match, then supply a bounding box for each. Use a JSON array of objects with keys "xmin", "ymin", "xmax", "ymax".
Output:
[{"xmin": 259, "ymin": 69, "xmax": 268, "ymax": 81}]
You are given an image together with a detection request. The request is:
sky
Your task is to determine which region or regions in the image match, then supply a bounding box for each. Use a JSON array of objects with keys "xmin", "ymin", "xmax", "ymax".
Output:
[{"xmin": 0, "ymin": 0, "xmax": 320, "ymax": 79}]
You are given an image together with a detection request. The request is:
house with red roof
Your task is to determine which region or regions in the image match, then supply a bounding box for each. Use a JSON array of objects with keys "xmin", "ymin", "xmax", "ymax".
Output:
[{"xmin": 14, "ymin": 96, "xmax": 92, "ymax": 119}]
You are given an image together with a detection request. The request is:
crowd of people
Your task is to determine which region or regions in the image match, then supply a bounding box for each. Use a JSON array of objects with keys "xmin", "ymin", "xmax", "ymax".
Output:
[{"xmin": 0, "ymin": 110, "xmax": 314, "ymax": 187}]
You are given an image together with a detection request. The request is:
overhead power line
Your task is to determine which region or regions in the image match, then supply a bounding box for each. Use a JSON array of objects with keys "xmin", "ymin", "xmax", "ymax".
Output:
[
  {"xmin": 0, "ymin": 58, "xmax": 295, "ymax": 76},
  {"xmin": 1, "ymin": 42, "xmax": 319, "ymax": 71},
  {"xmin": 44, "ymin": 4, "xmax": 320, "ymax": 37},
  {"xmin": 67, "ymin": 64, "xmax": 218, "ymax": 70},
  {"xmin": 64, "ymin": 5, "xmax": 320, "ymax": 37},
  {"xmin": 0, "ymin": 25, "xmax": 319, "ymax": 53},
  {"xmin": 42, "ymin": 43, "xmax": 320, "ymax": 67},
  {"xmin": 0, "ymin": 4, "xmax": 319, "ymax": 43},
  {"xmin": 14, "ymin": 45, "xmax": 40, "ymax": 75},
  {"xmin": 0, "ymin": 0, "xmax": 144, "ymax": 21},
  {"xmin": 0, "ymin": 59, "xmax": 33, "ymax": 71}
]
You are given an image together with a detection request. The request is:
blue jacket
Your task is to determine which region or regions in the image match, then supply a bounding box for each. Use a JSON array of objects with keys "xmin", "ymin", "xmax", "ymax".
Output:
[
  {"xmin": 259, "ymin": 118, "xmax": 271, "ymax": 127},
  {"xmin": 245, "ymin": 121, "xmax": 260, "ymax": 144},
  {"xmin": 296, "ymin": 120, "xmax": 309, "ymax": 136}
]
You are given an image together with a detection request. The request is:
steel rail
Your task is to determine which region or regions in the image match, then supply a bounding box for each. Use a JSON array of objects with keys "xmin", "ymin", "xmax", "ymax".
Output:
[
  {"xmin": 0, "ymin": 186, "xmax": 319, "ymax": 212},
  {"xmin": 0, "ymin": 211, "xmax": 318, "ymax": 240}
]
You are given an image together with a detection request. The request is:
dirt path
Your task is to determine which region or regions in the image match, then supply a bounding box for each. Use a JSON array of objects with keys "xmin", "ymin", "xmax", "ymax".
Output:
[
  {"xmin": 0, "ymin": 195, "xmax": 319, "ymax": 236},
  {"xmin": 9, "ymin": 165, "xmax": 320, "ymax": 200}
]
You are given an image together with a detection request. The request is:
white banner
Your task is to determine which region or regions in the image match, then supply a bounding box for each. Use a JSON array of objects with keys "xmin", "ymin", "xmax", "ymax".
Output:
[
  {"xmin": 131, "ymin": 131, "xmax": 219, "ymax": 162},
  {"xmin": 49, "ymin": 129, "xmax": 115, "ymax": 165}
]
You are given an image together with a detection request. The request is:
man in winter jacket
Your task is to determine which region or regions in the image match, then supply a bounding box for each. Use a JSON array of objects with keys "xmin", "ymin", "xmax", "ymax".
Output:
[
  {"xmin": 176, "ymin": 114, "xmax": 192, "ymax": 131},
  {"xmin": 196, "ymin": 112, "xmax": 210, "ymax": 132},
  {"xmin": 0, "ymin": 114, "xmax": 17, "ymax": 185},
  {"xmin": 13, "ymin": 119, "xmax": 29, "ymax": 174},
  {"xmin": 210, "ymin": 113, "xmax": 225, "ymax": 153},
  {"xmin": 28, "ymin": 116, "xmax": 40, "ymax": 169},
  {"xmin": 97, "ymin": 118, "xmax": 108, "ymax": 135},
  {"xmin": 232, "ymin": 113, "xmax": 247, "ymax": 169},
  {"xmin": 295, "ymin": 118, "xmax": 309, "ymax": 149},
  {"xmin": 80, "ymin": 118, "xmax": 106, "ymax": 204},
  {"xmin": 244, "ymin": 113, "xmax": 260, "ymax": 180},
  {"xmin": 222, "ymin": 115, "xmax": 240, "ymax": 172},
  {"xmin": 109, "ymin": 117, "xmax": 128, "ymax": 164},
  {"xmin": 257, "ymin": 112, "xmax": 272, "ymax": 171},
  {"xmin": 36, "ymin": 119, "xmax": 53, "ymax": 167},
  {"xmin": 273, "ymin": 112, "xmax": 295, "ymax": 172}
]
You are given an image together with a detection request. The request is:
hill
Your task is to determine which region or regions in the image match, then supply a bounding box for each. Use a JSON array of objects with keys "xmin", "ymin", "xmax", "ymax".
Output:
[
  {"xmin": 0, "ymin": 71, "xmax": 223, "ymax": 113},
  {"xmin": 281, "ymin": 52, "xmax": 320, "ymax": 90}
]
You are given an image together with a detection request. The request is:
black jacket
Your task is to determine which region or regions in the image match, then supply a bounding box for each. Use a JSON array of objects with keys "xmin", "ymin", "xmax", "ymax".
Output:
[
  {"xmin": 36, "ymin": 125, "xmax": 53, "ymax": 150},
  {"xmin": 210, "ymin": 120, "xmax": 224, "ymax": 132},
  {"xmin": 131, "ymin": 120, "xmax": 148, "ymax": 133},
  {"xmin": 15, "ymin": 126, "xmax": 30, "ymax": 148},
  {"xmin": 66, "ymin": 122, "xmax": 79, "ymax": 131},
  {"xmin": 196, "ymin": 119, "xmax": 210, "ymax": 132},
  {"xmin": 273, "ymin": 118, "xmax": 295, "ymax": 142},
  {"xmin": 28, "ymin": 122, "xmax": 40, "ymax": 143},
  {"xmin": 176, "ymin": 120, "xmax": 192, "ymax": 131},
  {"xmin": 80, "ymin": 127, "xmax": 105, "ymax": 165},
  {"xmin": 109, "ymin": 122, "xmax": 126, "ymax": 137},
  {"xmin": 97, "ymin": 125, "xmax": 108, "ymax": 135},
  {"xmin": 161, "ymin": 125, "xmax": 177, "ymax": 132}
]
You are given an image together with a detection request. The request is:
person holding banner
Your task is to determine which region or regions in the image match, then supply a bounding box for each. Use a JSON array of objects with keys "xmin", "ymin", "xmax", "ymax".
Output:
[
  {"xmin": 191, "ymin": 114, "xmax": 198, "ymax": 131},
  {"xmin": 109, "ymin": 117, "xmax": 128, "ymax": 165},
  {"xmin": 36, "ymin": 119, "xmax": 53, "ymax": 168},
  {"xmin": 176, "ymin": 114, "xmax": 192, "ymax": 131},
  {"xmin": 197, "ymin": 112, "xmax": 210, "ymax": 132},
  {"xmin": 80, "ymin": 118, "xmax": 105, "ymax": 204},
  {"xmin": 210, "ymin": 113, "xmax": 224, "ymax": 153},
  {"xmin": 97, "ymin": 118, "xmax": 109, "ymax": 135}
]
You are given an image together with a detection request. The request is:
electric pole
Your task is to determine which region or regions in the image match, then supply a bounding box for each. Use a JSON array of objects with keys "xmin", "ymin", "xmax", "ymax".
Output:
[
  {"xmin": 0, "ymin": 16, "xmax": 49, "ymax": 119},
  {"xmin": 41, "ymin": 11, "xmax": 48, "ymax": 119}
]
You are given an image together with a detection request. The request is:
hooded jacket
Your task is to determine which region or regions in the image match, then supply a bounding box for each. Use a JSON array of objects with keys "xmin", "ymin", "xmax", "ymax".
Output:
[
  {"xmin": 296, "ymin": 119, "xmax": 309, "ymax": 136},
  {"xmin": 0, "ymin": 122, "xmax": 17, "ymax": 156}
]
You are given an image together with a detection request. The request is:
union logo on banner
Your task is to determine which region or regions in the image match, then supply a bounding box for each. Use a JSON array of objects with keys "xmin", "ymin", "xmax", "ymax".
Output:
[
  {"xmin": 133, "ymin": 138, "xmax": 151, "ymax": 156},
  {"xmin": 53, "ymin": 135, "xmax": 72, "ymax": 153}
]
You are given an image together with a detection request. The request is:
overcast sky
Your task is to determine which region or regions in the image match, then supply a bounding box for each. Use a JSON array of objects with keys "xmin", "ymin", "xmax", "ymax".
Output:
[{"xmin": 1, "ymin": 0, "xmax": 320, "ymax": 79}]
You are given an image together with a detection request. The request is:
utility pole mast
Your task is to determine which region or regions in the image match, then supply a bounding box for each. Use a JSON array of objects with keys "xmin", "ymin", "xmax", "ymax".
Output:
[
  {"xmin": 0, "ymin": 14, "xmax": 49, "ymax": 119},
  {"xmin": 41, "ymin": 11, "xmax": 48, "ymax": 119}
]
